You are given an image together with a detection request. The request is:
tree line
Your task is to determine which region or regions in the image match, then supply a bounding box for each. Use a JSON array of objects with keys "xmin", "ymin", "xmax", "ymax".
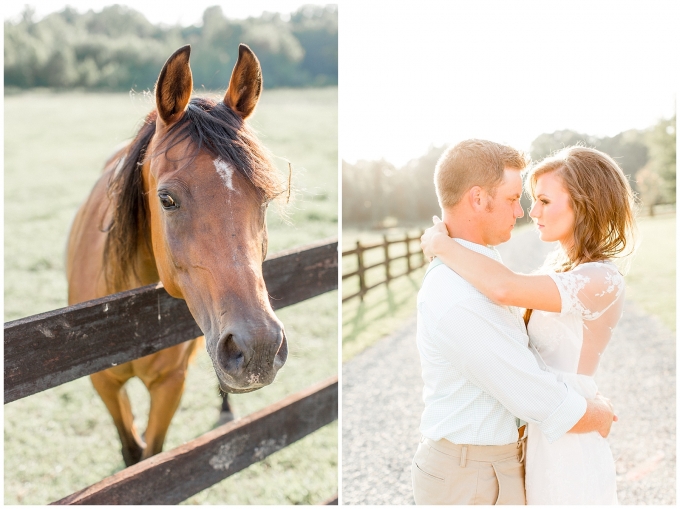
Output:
[
  {"xmin": 343, "ymin": 116, "xmax": 676, "ymax": 227},
  {"xmin": 4, "ymin": 4, "xmax": 337, "ymax": 90}
]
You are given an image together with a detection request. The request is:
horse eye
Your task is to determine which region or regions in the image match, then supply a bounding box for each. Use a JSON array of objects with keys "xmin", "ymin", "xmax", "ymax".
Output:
[{"xmin": 159, "ymin": 192, "xmax": 178, "ymax": 210}]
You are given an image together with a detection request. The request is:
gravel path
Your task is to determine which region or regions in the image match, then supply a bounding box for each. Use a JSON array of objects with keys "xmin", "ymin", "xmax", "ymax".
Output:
[{"xmin": 341, "ymin": 228, "xmax": 676, "ymax": 505}]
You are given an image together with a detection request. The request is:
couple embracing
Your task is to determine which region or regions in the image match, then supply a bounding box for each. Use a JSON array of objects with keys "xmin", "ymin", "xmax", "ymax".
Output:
[{"xmin": 412, "ymin": 139, "xmax": 636, "ymax": 504}]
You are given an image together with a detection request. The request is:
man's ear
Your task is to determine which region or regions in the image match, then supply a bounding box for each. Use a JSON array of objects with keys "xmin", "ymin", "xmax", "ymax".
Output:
[{"xmin": 468, "ymin": 186, "xmax": 485, "ymax": 211}]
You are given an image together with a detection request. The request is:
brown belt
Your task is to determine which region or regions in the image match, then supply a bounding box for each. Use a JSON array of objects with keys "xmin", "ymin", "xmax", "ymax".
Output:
[{"xmin": 517, "ymin": 424, "xmax": 527, "ymax": 463}]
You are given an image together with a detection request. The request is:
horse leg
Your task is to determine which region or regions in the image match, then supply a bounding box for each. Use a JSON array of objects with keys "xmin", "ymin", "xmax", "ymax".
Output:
[
  {"xmin": 90, "ymin": 371, "xmax": 145, "ymax": 467},
  {"xmin": 217, "ymin": 393, "xmax": 236, "ymax": 426},
  {"xmin": 221, "ymin": 393, "xmax": 233, "ymax": 414},
  {"xmin": 140, "ymin": 370, "xmax": 186, "ymax": 460}
]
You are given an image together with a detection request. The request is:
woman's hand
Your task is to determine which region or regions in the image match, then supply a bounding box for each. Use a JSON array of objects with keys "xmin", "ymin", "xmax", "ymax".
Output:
[{"xmin": 420, "ymin": 216, "xmax": 449, "ymax": 260}]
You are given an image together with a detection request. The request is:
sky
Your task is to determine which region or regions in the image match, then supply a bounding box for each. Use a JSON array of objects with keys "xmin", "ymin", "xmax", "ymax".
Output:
[
  {"xmin": 5, "ymin": 1, "xmax": 678, "ymax": 167},
  {"xmin": 340, "ymin": 1, "xmax": 679, "ymax": 166},
  {"xmin": 4, "ymin": 1, "xmax": 315, "ymax": 25}
]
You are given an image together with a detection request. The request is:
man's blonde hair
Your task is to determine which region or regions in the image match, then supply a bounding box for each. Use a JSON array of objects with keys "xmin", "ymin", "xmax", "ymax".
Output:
[{"xmin": 434, "ymin": 139, "xmax": 528, "ymax": 208}]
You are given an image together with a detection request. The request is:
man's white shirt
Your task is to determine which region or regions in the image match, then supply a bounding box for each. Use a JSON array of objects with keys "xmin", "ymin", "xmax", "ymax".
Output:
[{"xmin": 416, "ymin": 238, "xmax": 587, "ymax": 445}]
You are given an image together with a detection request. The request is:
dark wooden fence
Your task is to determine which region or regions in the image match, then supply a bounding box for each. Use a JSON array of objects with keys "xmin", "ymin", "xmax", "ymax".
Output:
[
  {"xmin": 342, "ymin": 231, "xmax": 426, "ymax": 302},
  {"xmin": 4, "ymin": 237, "xmax": 339, "ymax": 505}
]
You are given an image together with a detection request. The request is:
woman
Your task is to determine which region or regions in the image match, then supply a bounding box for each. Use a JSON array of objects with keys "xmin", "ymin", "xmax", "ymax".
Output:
[{"xmin": 420, "ymin": 145, "xmax": 636, "ymax": 504}]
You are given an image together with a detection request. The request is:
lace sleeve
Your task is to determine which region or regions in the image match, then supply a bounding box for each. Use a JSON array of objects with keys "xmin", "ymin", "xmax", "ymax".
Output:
[{"xmin": 547, "ymin": 262, "xmax": 625, "ymax": 321}]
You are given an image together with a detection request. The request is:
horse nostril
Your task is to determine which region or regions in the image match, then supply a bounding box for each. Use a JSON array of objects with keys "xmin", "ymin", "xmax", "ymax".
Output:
[
  {"xmin": 219, "ymin": 334, "xmax": 249, "ymax": 373},
  {"xmin": 274, "ymin": 332, "xmax": 288, "ymax": 369}
]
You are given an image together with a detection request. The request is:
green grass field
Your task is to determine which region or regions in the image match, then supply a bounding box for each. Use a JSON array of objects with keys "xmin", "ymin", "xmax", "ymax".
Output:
[
  {"xmin": 342, "ymin": 227, "xmax": 428, "ymax": 361},
  {"xmin": 625, "ymin": 213, "xmax": 676, "ymax": 331},
  {"xmin": 4, "ymin": 87, "xmax": 338, "ymax": 505}
]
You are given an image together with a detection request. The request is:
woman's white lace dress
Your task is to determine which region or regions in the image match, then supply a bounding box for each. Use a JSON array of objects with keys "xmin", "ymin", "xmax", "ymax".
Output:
[{"xmin": 525, "ymin": 261, "xmax": 624, "ymax": 505}]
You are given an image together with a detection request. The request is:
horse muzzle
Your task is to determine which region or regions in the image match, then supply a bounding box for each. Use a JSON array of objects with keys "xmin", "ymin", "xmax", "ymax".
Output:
[{"xmin": 212, "ymin": 321, "xmax": 287, "ymax": 393}]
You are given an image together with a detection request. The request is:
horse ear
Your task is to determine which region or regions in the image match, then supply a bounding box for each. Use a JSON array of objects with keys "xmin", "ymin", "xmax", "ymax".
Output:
[
  {"xmin": 155, "ymin": 45, "xmax": 193, "ymax": 125},
  {"xmin": 224, "ymin": 44, "xmax": 262, "ymax": 119}
]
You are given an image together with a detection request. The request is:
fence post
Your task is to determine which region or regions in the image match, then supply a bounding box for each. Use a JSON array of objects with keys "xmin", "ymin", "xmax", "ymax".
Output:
[
  {"xmin": 356, "ymin": 240, "xmax": 366, "ymax": 301},
  {"xmin": 405, "ymin": 232, "xmax": 412, "ymax": 274},
  {"xmin": 419, "ymin": 229, "xmax": 426, "ymax": 267},
  {"xmin": 383, "ymin": 234, "xmax": 391, "ymax": 286}
]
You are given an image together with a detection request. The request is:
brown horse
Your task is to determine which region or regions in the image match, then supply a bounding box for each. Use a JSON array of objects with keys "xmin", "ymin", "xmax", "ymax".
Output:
[{"xmin": 66, "ymin": 44, "xmax": 287, "ymax": 466}]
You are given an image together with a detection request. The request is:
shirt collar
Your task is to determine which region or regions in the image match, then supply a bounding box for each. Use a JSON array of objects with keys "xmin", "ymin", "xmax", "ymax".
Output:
[{"xmin": 453, "ymin": 238, "xmax": 503, "ymax": 264}]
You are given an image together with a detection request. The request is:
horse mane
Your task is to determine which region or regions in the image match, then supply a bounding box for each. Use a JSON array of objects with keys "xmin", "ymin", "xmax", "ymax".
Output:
[{"xmin": 102, "ymin": 97, "xmax": 284, "ymax": 291}]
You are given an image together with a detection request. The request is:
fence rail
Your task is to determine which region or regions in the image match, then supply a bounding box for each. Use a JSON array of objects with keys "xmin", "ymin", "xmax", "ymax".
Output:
[
  {"xmin": 5, "ymin": 237, "xmax": 338, "ymax": 403},
  {"xmin": 342, "ymin": 231, "xmax": 425, "ymax": 302},
  {"xmin": 53, "ymin": 376, "xmax": 338, "ymax": 505},
  {"xmin": 4, "ymin": 238, "xmax": 339, "ymax": 505}
]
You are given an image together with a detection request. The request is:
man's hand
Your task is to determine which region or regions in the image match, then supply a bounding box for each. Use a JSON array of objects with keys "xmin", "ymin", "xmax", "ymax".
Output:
[
  {"xmin": 420, "ymin": 216, "xmax": 449, "ymax": 260},
  {"xmin": 594, "ymin": 393, "xmax": 617, "ymax": 438},
  {"xmin": 570, "ymin": 393, "xmax": 617, "ymax": 438},
  {"xmin": 594, "ymin": 392, "xmax": 619, "ymax": 438}
]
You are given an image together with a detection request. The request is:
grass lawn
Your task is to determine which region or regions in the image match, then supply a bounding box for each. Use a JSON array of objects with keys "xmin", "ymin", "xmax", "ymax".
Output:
[
  {"xmin": 624, "ymin": 213, "xmax": 676, "ymax": 331},
  {"xmin": 342, "ymin": 227, "xmax": 427, "ymax": 361},
  {"xmin": 4, "ymin": 87, "xmax": 338, "ymax": 505}
]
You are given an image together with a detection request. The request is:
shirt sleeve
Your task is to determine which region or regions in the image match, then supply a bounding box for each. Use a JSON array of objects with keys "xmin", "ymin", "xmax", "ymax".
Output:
[
  {"xmin": 426, "ymin": 296, "xmax": 587, "ymax": 443},
  {"xmin": 547, "ymin": 263, "xmax": 625, "ymax": 320}
]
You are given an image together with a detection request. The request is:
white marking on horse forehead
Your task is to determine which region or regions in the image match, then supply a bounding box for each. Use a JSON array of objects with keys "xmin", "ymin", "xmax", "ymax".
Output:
[{"xmin": 213, "ymin": 158, "xmax": 236, "ymax": 192}]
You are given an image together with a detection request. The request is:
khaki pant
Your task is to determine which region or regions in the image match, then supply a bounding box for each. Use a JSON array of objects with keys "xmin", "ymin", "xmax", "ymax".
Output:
[{"xmin": 412, "ymin": 437, "xmax": 526, "ymax": 505}]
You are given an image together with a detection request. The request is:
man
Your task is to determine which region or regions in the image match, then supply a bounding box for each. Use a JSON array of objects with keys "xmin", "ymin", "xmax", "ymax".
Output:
[{"xmin": 411, "ymin": 139, "xmax": 616, "ymax": 505}]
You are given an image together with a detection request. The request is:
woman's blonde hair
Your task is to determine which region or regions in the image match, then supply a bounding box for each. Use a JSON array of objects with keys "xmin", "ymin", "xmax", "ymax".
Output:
[
  {"xmin": 527, "ymin": 145, "xmax": 638, "ymax": 273},
  {"xmin": 523, "ymin": 145, "xmax": 638, "ymax": 327}
]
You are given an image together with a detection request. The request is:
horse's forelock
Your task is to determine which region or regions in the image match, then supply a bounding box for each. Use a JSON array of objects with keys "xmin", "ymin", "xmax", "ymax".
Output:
[
  {"xmin": 162, "ymin": 97, "xmax": 283, "ymax": 202},
  {"xmin": 102, "ymin": 99, "xmax": 284, "ymax": 291}
]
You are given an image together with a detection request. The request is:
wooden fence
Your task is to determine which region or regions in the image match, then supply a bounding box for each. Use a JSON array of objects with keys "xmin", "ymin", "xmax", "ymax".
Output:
[
  {"xmin": 4, "ymin": 237, "xmax": 339, "ymax": 505},
  {"xmin": 342, "ymin": 231, "xmax": 426, "ymax": 302}
]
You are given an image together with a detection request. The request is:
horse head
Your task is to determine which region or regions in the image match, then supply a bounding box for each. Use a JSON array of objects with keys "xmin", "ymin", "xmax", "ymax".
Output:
[{"xmin": 143, "ymin": 45, "xmax": 287, "ymax": 393}]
